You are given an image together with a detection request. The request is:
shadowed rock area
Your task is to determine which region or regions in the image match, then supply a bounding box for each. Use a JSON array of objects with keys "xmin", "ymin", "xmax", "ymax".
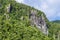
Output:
[{"xmin": 29, "ymin": 10, "xmax": 48, "ymax": 35}]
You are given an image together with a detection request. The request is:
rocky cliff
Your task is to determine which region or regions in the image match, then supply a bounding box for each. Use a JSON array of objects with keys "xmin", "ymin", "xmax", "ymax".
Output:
[
  {"xmin": 29, "ymin": 10, "xmax": 48, "ymax": 35},
  {"xmin": 1, "ymin": 0, "xmax": 60, "ymax": 40},
  {"xmin": 0, "ymin": 0, "xmax": 51, "ymax": 40},
  {"xmin": 4, "ymin": 3, "xmax": 48, "ymax": 35}
]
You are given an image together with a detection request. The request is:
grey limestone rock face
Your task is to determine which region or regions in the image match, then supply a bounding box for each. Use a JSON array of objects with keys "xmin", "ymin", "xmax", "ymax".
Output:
[
  {"xmin": 6, "ymin": 4, "xmax": 12, "ymax": 13},
  {"xmin": 4, "ymin": 4, "xmax": 12, "ymax": 20},
  {"xmin": 29, "ymin": 10, "xmax": 48, "ymax": 35}
]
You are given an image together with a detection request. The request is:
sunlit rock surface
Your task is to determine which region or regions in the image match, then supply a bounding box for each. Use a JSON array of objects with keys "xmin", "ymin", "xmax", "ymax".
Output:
[{"xmin": 29, "ymin": 10, "xmax": 48, "ymax": 35}]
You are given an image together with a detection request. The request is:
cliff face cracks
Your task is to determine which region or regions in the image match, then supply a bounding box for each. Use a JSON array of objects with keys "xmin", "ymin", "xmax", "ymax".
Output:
[
  {"xmin": 4, "ymin": 4, "xmax": 12, "ymax": 20},
  {"xmin": 29, "ymin": 10, "xmax": 48, "ymax": 35}
]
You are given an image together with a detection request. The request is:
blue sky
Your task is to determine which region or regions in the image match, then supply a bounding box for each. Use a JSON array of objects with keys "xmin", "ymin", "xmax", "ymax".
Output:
[{"xmin": 15, "ymin": 0, "xmax": 60, "ymax": 21}]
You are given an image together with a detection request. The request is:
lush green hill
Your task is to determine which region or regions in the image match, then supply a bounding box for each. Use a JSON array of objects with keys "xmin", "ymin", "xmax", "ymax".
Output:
[
  {"xmin": 0, "ymin": 0, "xmax": 50, "ymax": 40},
  {"xmin": 52, "ymin": 20, "xmax": 60, "ymax": 23},
  {"xmin": 0, "ymin": 0, "xmax": 60, "ymax": 40}
]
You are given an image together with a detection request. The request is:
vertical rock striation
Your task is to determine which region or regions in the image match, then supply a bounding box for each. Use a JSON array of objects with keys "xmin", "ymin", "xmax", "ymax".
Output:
[
  {"xmin": 29, "ymin": 10, "xmax": 48, "ymax": 35},
  {"xmin": 4, "ymin": 4, "xmax": 12, "ymax": 20},
  {"xmin": 6, "ymin": 4, "xmax": 12, "ymax": 13}
]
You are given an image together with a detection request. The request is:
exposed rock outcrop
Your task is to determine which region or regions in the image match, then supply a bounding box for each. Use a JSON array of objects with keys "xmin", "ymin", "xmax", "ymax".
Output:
[
  {"xmin": 29, "ymin": 10, "xmax": 48, "ymax": 35},
  {"xmin": 6, "ymin": 4, "xmax": 12, "ymax": 13},
  {"xmin": 4, "ymin": 4, "xmax": 12, "ymax": 20}
]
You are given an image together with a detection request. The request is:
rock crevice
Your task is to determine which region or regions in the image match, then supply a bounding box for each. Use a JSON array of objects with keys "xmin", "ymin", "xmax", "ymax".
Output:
[{"xmin": 29, "ymin": 10, "xmax": 48, "ymax": 35}]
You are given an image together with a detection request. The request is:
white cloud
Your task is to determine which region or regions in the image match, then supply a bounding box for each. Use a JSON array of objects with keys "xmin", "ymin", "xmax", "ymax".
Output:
[
  {"xmin": 46, "ymin": 0, "xmax": 60, "ymax": 5},
  {"xmin": 15, "ymin": 0, "xmax": 24, "ymax": 3},
  {"xmin": 46, "ymin": 0, "xmax": 56, "ymax": 4},
  {"xmin": 40, "ymin": 2, "xmax": 48, "ymax": 10},
  {"xmin": 38, "ymin": 0, "xmax": 60, "ymax": 21}
]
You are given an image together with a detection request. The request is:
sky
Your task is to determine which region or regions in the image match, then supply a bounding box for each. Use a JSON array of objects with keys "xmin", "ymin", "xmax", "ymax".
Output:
[{"xmin": 15, "ymin": 0, "xmax": 60, "ymax": 21}]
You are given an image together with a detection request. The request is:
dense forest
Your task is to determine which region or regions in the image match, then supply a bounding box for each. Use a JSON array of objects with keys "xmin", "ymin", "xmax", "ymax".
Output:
[{"xmin": 0, "ymin": 0, "xmax": 60, "ymax": 40}]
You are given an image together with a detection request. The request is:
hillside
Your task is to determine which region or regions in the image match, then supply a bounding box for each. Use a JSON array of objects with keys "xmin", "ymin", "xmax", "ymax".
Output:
[
  {"xmin": 52, "ymin": 20, "xmax": 60, "ymax": 23},
  {"xmin": 0, "ymin": 0, "xmax": 60, "ymax": 40}
]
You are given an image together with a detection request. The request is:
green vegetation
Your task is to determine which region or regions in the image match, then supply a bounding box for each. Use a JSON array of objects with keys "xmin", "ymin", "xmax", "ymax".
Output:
[
  {"xmin": 52, "ymin": 20, "xmax": 60, "ymax": 23},
  {"xmin": 0, "ymin": 0, "xmax": 60, "ymax": 40}
]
